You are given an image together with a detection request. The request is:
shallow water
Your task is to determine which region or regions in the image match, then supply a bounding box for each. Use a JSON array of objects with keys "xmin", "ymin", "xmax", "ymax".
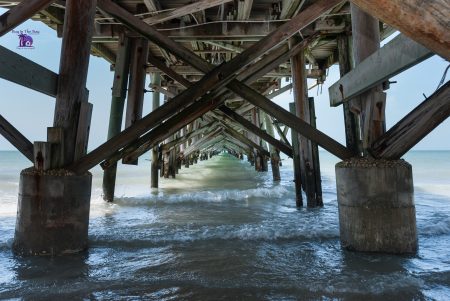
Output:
[{"xmin": 1, "ymin": 151, "xmax": 450, "ymax": 300}]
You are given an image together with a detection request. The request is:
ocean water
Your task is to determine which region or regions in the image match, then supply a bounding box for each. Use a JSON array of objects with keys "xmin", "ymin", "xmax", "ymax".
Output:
[{"xmin": 0, "ymin": 150, "xmax": 450, "ymax": 300}]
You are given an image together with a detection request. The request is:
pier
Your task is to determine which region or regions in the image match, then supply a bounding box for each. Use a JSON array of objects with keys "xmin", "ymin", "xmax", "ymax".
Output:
[{"xmin": 0, "ymin": 0, "xmax": 449, "ymax": 256}]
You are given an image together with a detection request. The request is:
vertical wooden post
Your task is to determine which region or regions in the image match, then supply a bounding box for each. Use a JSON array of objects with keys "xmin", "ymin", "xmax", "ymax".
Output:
[
  {"xmin": 259, "ymin": 111, "xmax": 269, "ymax": 172},
  {"xmin": 264, "ymin": 110, "xmax": 281, "ymax": 181},
  {"xmin": 251, "ymin": 108, "xmax": 261, "ymax": 171},
  {"xmin": 102, "ymin": 33, "xmax": 131, "ymax": 202},
  {"xmin": 162, "ymin": 85, "xmax": 177, "ymax": 178},
  {"xmin": 150, "ymin": 73, "xmax": 160, "ymax": 188},
  {"xmin": 53, "ymin": 0, "xmax": 97, "ymax": 167},
  {"xmin": 337, "ymin": 33, "xmax": 361, "ymax": 155},
  {"xmin": 351, "ymin": 4, "xmax": 386, "ymax": 151},
  {"xmin": 123, "ymin": 37, "xmax": 149, "ymax": 165},
  {"xmin": 291, "ymin": 49, "xmax": 321, "ymax": 207},
  {"xmin": 289, "ymin": 102, "xmax": 303, "ymax": 207},
  {"xmin": 308, "ymin": 97, "xmax": 323, "ymax": 206}
]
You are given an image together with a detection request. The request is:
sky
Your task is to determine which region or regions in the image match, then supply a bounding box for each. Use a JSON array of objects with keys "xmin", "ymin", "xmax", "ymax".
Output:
[{"xmin": 0, "ymin": 12, "xmax": 449, "ymax": 153}]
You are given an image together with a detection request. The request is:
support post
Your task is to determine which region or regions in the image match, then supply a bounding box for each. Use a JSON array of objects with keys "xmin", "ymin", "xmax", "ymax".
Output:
[
  {"xmin": 14, "ymin": 0, "xmax": 97, "ymax": 256},
  {"xmin": 335, "ymin": 5, "xmax": 417, "ymax": 253},
  {"xmin": 289, "ymin": 102, "xmax": 302, "ymax": 207},
  {"xmin": 291, "ymin": 50, "xmax": 321, "ymax": 207},
  {"xmin": 102, "ymin": 33, "xmax": 131, "ymax": 202},
  {"xmin": 123, "ymin": 37, "xmax": 149, "ymax": 165},
  {"xmin": 337, "ymin": 34, "xmax": 361, "ymax": 155},
  {"xmin": 150, "ymin": 73, "xmax": 161, "ymax": 188},
  {"xmin": 264, "ymin": 111, "xmax": 280, "ymax": 181},
  {"xmin": 350, "ymin": 4, "xmax": 386, "ymax": 152}
]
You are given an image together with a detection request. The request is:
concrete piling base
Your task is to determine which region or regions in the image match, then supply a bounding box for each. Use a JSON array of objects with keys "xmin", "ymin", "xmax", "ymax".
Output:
[
  {"xmin": 336, "ymin": 158, "xmax": 418, "ymax": 254},
  {"xmin": 13, "ymin": 168, "xmax": 92, "ymax": 256}
]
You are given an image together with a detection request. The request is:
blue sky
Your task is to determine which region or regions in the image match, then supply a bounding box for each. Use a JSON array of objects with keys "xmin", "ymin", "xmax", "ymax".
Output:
[{"xmin": 0, "ymin": 12, "xmax": 449, "ymax": 152}]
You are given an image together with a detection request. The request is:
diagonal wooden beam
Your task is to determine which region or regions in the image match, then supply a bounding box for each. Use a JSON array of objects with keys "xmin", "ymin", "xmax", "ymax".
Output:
[
  {"xmin": 0, "ymin": 45, "xmax": 58, "ymax": 97},
  {"xmin": 183, "ymin": 128, "xmax": 223, "ymax": 157},
  {"xmin": 0, "ymin": 0, "xmax": 55, "ymax": 36},
  {"xmin": 99, "ymin": 92, "xmax": 224, "ymax": 170},
  {"xmin": 0, "ymin": 114, "xmax": 34, "ymax": 162},
  {"xmin": 71, "ymin": 0, "xmax": 339, "ymax": 173},
  {"xmin": 143, "ymin": 0, "xmax": 233, "ymax": 24},
  {"xmin": 161, "ymin": 121, "xmax": 216, "ymax": 152},
  {"xmin": 218, "ymin": 121, "xmax": 271, "ymax": 157},
  {"xmin": 371, "ymin": 81, "xmax": 450, "ymax": 159},
  {"xmin": 350, "ymin": 0, "xmax": 450, "ymax": 61},
  {"xmin": 229, "ymin": 80, "xmax": 354, "ymax": 159},
  {"xmin": 218, "ymin": 105, "xmax": 292, "ymax": 157}
]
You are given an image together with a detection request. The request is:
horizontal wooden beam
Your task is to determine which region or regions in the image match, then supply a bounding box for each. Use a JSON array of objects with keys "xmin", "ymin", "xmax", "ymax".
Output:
[
  {"xmin": 371, "ymin": 81, "xmax": 450, "ymax": 159},
  {"xmin": 0, "ymin": 45, "xmax": 58, "ymax": 97},
  {"xmin": 0, "ymin": 114, "xmax": 34, "ymax": 162},
  {"xmin": 329, "ymin": 34, "xmax": 433, "ymax": 106},
  {"xmin": 91, "ymin": 22, "xmax": 289, "ymax": 41},
  {"xmin": 0, "ymin": 0, "xmax": 55, "ymax": 37},
  {"xmin": 350, "ymin": 0, "xmax": 450, "ymax": 61},
  {"xmin": 143, "ymin": 0, "xmax": 232, "ymax": 25}
]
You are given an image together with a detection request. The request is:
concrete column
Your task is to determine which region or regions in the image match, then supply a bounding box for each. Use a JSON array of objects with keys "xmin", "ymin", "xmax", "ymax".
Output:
[
  {"xmin": 13, "ymin": 169, "xmax": 92, "ymax": 255},
  {"xmin": 336, "ymin": 158, "xmax": 418, "ymax": 254}
]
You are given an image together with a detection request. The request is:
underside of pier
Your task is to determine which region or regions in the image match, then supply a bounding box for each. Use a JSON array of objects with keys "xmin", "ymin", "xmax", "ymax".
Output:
[{"xmin": 0, "ymin": 0, "xmax": 449, "ymax": 255}]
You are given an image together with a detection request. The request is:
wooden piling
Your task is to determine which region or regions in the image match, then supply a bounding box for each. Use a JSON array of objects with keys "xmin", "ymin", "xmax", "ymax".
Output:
[
  {"xmin": 289, "ymin": 102, "xmax": 303, "ymax": 207},
  {"xmin": 350, "ymin": 4, "xmax": 386, "ymax": 153},
  {"xmin": 102, "ymin": 33, "xmax": 131, "ymax": 202},
  {"xmin": 337, "ymin": 34, "xmax": 361, "ymax": 155},
  {"xmin": 264, "ymin": 110, "xmax": 280, "ymax": 181},
  {"xmin": 291, "ymin": 50, "xmax": 322, "ymax": 207},
  {"xmin": 123, "ymin": 37, "xmax": 149, "ymax": 165},
  {"xmin": 150, "ymin": 73, "xmax": 161, "ymax": 188},
  {"xmin": 53, "ymin": 0, "xmax": 97, "ymax": 167}
]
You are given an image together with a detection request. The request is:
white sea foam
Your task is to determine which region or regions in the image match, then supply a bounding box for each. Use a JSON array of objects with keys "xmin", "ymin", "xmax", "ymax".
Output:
[
  {"xmin": 420, "ymin": 217, "xmax": 450, "ymax": 236},
  {"xmin": 113, "ymin": 186, "xmax": 289, "ymax": 206}
]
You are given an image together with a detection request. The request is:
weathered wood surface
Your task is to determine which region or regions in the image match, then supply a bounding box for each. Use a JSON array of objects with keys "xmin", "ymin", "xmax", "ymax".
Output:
[
  {"xmin": 289, "ymin": 103, "xmax": 303, "ymax": 207},
  {"xmin": 229, "ymin": 81, "xmax": 354, "ymax": 160},
  {"xmin": 219, "ymin": 106, "xmax": 293, "ymax": 157},
  {"xmin": 98, "ymin": 0, "xmax": 340, "ymax": 75},
  {"xmin": 125, "ymin": 38, "xmax": 149, "ymax": 129},
  {"xmin": 371, "ymin": 81, "xmax": 450, "ymax": 159},
  {"xmin": 74, "ymin": 102, "xmax": 93, "ymax": 161},
  {"xmin": 99, "ymin": 93, "xmax": 223, "ymax": 170},
  {"xmin": 220, "ymin": 123, "xmax": 271, "ymax": 158},
  {"xmin": 308, "ymin": 97, "xmax": 323, "ymax": 206},
  {"xmin": 150, "ymin": 73, "xmax": 161, "ymax": 188},
  {"xmin": 103, "ymin": 33, "xmax": 131, "ymax": 201},
  {"xmin": 336, "ymin": 33, "xmax": 360, "ymax": 155},
  {"xmin": 47, "ymin": 127, "xmax": 64, "ymax": 168},
  {"xmin": 330, "ymin": 34, "xmax": 433, "ymax": 106},
  {"xmin": 53, "ymin": 0, "xmax": 97, "ymax": 166},
  {"xmin": 72, "ymin": 0, "xmax": 342, "ymax": 173},
  {"xmin": 0, "ymin": 45, "xmax": 58, "ymax": 97},
  {"xmin": 143, "ymin": 0, "xmax": 232, "ymax": 24},
  {"xmin": 263, "ymin": 111, "xmax": 281, "ymax": 181},
  {"xmin": 350, "ymin": 0, "xmax": 450, "ymax": 61},
  {"xmin": 33, "ymin": 141, "xmax": 51, "ymax": 171},
  {"xmin": 291, "ymin": 50, "xmax": 321, "ymax": 207},
  {"xmin": 0, "ymin": 114, "xmax": 34, "ymax": 162},
  {"xmin": 350, "ymin": 3, "xmax": 385, "ymax": 153},
  {"xmin": 0, "ymin": 0, "xmax": 55, "ymax": 36},
  {"xmin": 123, "ymin": 37, "xmax": 149, "ymax": 165}
]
